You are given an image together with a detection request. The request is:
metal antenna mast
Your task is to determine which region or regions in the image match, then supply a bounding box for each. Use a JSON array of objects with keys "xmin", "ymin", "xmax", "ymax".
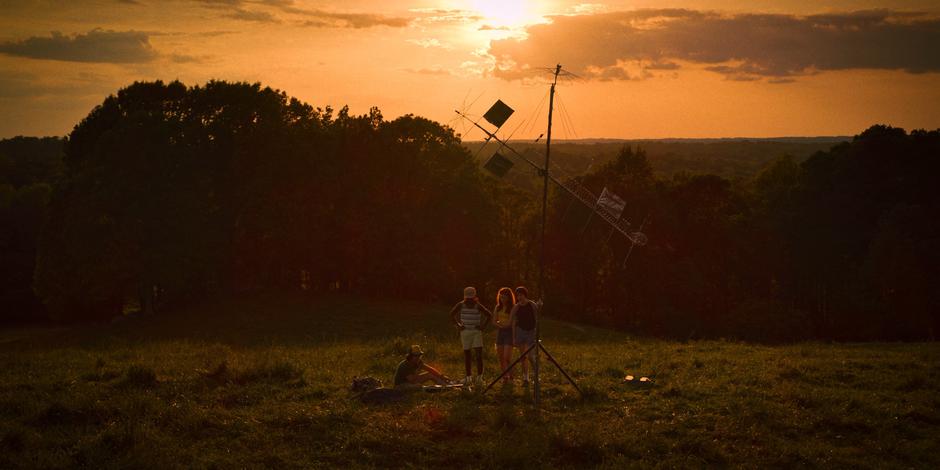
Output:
[
  {"xmin": 535, "ymin": 64, "xmax": 562, "ymax": 404},
  {"xmin": 454, "ymin": 64, "xmax": 648, "ymax": 406}
]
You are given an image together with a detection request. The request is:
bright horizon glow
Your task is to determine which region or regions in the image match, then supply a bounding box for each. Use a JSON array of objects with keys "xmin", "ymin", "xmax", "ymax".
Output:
[
  {"xmin": 471, "ymin": 0, "xmax": 539, "ymax": 28},
  {"xmin": 0, "ymin": 0, "xmax": 937, "ymax": 139}
]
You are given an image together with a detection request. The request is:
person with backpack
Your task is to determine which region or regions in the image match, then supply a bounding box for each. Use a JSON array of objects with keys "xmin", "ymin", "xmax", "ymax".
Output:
[
  {"xmin": 450, "ymin": 286, "xmax": 493, "ymax": 388},
  {"xmin": 493, "ymin": 287, "xmax": 516, "ymax": 384},
  {"xmin": 510, "ymin": 286, "xmax": 539, "ymax": 385}
]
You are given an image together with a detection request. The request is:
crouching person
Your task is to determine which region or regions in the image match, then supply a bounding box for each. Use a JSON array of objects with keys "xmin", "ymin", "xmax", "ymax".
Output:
[{"xmin": 394, "ymin": 345, "xmax": 451, "ymax": 389}]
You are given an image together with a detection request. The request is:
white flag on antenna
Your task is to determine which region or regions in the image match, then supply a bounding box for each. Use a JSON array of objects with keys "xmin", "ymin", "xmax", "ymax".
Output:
[{"xmin": 597, "ymin": 187, "xmax": 626, "ymax": 219}]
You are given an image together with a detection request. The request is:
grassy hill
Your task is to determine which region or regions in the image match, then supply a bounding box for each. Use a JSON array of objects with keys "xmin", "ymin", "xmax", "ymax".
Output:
[{"xmin": 1, "ymin": 296, "xmax": 938, "ymax": 468}]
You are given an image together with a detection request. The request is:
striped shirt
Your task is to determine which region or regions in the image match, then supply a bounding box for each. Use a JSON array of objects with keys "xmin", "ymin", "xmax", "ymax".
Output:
[{"xmin": 459, "ymin": 302, "xmax": 482, "ymax": 329}]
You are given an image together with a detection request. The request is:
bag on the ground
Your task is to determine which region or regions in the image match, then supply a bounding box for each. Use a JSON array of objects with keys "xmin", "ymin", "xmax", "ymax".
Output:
[{"xmin": 351, "ymin": 376, "xmax": 383, "ymax": 393}]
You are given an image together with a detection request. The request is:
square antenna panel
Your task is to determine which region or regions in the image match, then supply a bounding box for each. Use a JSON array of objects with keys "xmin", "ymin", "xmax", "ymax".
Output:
[
  {"xmin": 484, "ymin": 152, "xmax": 514, "ymax": 177},
  {"xmin": 483, "ymin": 100, "xmax": 514, "ymax": 129},
  {"xmin": 597, "ymin": 188, "xmax": 626, "ymax": 219}
]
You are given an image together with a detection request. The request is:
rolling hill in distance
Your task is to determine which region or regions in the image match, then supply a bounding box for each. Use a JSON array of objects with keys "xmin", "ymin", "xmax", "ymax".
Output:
[
  {"xmin": 3, "ymin": 135, "xmax": 850, "ymax": 184},
  {"xmin": 465, "ymin": 136, "xmax": 851, "ymax": 181}
]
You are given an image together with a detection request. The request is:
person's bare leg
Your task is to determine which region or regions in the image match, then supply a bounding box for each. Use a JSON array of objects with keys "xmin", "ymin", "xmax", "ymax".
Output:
[
  {"xmin": 518, "ymin": 346, "xmax": 528, "ymax": 381},
  {"xmin": 501, "ymin": 346, "xmax": 513, "ymax": 381},
  {"xmin": 508, "ymin": 347, "xmax": 515, "ymax": 380},
  {"xmin": 424, "ymin": 363, "xmax": 447, "ymax": 380},
  {"xmin": 474, "ymin": 347, "xmax": 483, "ymax": 376},
  {"xmin": 497, "ymin": 346, "xmax": 505, "ymax": 381},
  {"xmin": 414, "ymin": 371, "xmax": 446, "ymax": 385},
  {"xmin": 463, "ymin": 350, "xmax": 472, "ymax": 378}
]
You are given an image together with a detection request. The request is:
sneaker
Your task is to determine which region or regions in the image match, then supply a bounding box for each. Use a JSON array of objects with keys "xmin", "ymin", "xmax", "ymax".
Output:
[
  {"xmin": 475, "ymin": 375, "xmax": 485, "ymax": 388},
  {"xmin": 462, "ymin": 376, "xmax": 473, "ymax": 387}
]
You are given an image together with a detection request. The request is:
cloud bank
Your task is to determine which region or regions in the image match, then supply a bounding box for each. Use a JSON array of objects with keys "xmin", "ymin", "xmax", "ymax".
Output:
[
  {"xmin": 195, "ymin": 0, "xmax": 411, "ymax": 28},
  {"xmin": 0, "ymin": 29, "xmax": 158, "ymax": 63},
  {"xmin": 489, "ymin": 9, "xmax": 940, "ymax": 82},
  {"xmin": 296, "ymin": 10, "xmax": 410, "ymax": 29}
]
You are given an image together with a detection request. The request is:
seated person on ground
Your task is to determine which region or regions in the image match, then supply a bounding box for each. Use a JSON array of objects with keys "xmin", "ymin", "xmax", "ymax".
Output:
[{"xmin": 394, "ymin": 345, "xmax": 451, "ymax": 388}]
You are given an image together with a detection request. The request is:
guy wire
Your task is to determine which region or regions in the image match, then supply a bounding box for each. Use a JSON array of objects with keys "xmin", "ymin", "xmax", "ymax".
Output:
[
  {"xmin": 557, "ymin": 92, "xmax": 579, "ymax": 140},
  {"xmin": 523, "ymin": 89, "xmax": 550, "ymax": 138}
]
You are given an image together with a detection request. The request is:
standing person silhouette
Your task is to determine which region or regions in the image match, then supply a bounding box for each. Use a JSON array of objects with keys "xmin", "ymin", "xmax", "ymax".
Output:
[
  {"xmin": 493, "ymin": 287, "xmax": 516, "ymax": 384},
  {"xmin": 510, "ymin": 286, "xmax": 538, "ymax": 386},
  {"xmin": 450, "ymin": 286, "xmax": 492, "ymax": 388}
]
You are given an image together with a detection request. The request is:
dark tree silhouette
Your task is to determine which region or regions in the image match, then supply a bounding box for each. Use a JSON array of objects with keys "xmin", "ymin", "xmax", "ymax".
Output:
[
  {"xmin": 0, "ymin": 137, "xmax": 62, "ymax": 322},
  {"xmin": 9, "ymin": 79, "xmax": 936, "ymax": 339},
  {"xmin": 33, "ymin": 81, "xmax": 502, "ymax": 321}
]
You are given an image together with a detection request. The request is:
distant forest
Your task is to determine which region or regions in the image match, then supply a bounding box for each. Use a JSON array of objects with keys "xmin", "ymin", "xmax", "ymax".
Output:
[
  {"xmin": 1, "ymin": 80, "xmax": 937, "ymax": 341},
  {"xmin": 466, "ymin": 138, "xmax": 846, "ymax": 182}
]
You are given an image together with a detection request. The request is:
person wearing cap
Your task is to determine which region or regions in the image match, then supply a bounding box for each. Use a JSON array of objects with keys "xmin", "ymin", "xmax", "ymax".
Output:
[
  {"xmin": 393, "ymin": 344, "xmax": 451, "ymax": 388},
  {"xmin": 450, "ymin": 286, "xmax": 493, "ymax": 388}
]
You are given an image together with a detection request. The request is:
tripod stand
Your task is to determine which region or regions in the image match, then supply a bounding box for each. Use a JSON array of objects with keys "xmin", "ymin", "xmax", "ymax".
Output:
[{"xmin": 482, "ymin": 338, "xmax": 582, "ymax": 397}]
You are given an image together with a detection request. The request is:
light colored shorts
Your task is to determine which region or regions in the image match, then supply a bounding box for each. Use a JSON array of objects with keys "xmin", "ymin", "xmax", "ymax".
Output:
[{"xmin": 460, "ymin": 328, "xmax": 483, "ymax": 350}]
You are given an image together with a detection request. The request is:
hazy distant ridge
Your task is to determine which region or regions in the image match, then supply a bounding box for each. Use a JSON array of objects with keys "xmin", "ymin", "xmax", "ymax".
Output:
[{"xmin": 464, "ymin": 137, "xmax": 850, "ymax": 180}]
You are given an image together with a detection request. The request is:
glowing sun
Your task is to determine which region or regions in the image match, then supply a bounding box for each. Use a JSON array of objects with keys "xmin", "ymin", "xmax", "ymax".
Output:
[{"xmin": 472, "ymin": 0, "xmax": 538, "ymax": 28}]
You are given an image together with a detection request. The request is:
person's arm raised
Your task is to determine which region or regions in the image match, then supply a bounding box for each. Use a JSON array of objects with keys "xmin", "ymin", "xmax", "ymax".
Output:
[{"xmin": 450, "ymin": 302, "xmax": 464, "ymax": 330}]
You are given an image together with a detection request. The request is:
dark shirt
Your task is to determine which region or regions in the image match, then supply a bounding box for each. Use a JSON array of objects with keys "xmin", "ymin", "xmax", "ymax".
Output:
[
  {"xmin": 394, "ymin": 358, "xmax": 420, "ymax": 386},
  {"xmin": 516, "ymin": 302, "xmax": 536, "ymax": 331}
]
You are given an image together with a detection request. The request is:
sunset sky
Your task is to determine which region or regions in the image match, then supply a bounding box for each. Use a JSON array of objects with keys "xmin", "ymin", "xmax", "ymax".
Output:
[{"xmin": 1, "ymin": 0, "xmax": 938, "ymax": 139}]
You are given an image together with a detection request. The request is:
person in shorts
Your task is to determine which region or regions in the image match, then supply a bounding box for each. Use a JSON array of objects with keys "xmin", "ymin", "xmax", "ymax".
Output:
[
  {"xmin": 450, "ymin": 286, "xmax": 493, "ymax": 388},
  {"xmin": 510, "ymin": 286, "xmax": 538, "ymax": 385},
  {"xmin": 393, "ymin": 344, "xmax": 451, "ymax": 389},
  {"xmin": 493, "ymin": 287, "xmax": 515, "ymax": 384}
]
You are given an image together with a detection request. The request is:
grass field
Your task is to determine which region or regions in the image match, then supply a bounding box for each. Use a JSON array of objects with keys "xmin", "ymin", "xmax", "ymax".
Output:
[{"xmin": 1, "ymin": 295, "xmax": 938, "ymax": 468}]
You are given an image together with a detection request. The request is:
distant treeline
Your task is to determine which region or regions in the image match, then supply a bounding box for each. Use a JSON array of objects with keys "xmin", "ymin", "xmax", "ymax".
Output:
[
  {"xmin": 466, "ymin": 138, "xmax": 845, "ymax": 182},
  {"xmin": 544, "ymin": 128, "xmax": 939, "ymax": 341},
  {"xmin": 0, "ymin": 81, "xmax": 936, "ymax": 340}
]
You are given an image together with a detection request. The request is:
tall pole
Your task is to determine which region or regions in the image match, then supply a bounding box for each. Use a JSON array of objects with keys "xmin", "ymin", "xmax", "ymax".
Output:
[{"xmin": 536, "ymin": 64, "xmax": 562, "ymax": 405}]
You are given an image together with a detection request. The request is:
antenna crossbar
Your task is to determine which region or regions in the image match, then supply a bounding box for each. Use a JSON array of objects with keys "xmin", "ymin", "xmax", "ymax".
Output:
[{"xmin": 455, "ymin": 109, "xmax": 646, "ymax": 246}]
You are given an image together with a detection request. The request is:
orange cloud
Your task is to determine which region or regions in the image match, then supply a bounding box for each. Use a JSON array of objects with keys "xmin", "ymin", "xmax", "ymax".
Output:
[
  {"xmin": 0, "ymin": 29, "xmax": 158, "ymax": 63},
  {"xmin": 489, "ymin": 9, "xmax": 940, "ymax": 82}
]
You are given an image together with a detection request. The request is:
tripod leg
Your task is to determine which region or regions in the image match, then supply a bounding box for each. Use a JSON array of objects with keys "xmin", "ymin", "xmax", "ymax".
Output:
[
  {"xmin": 538, "ymin": 343, "xmax": 584, "ymax": 397},
  {"xmin": 483, "ymin": 342, "xmax": 538, "ymax": 395}
]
